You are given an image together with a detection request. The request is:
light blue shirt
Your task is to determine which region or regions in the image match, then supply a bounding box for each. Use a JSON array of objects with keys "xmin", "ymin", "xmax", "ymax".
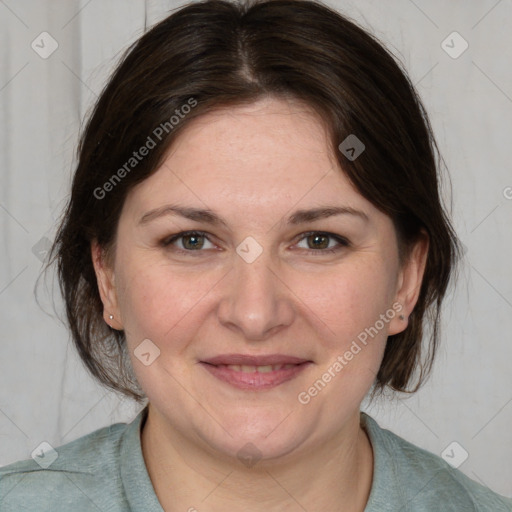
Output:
[{"xmin": 1, "ymin": 406, "xmax": 511, "ymax": 511}]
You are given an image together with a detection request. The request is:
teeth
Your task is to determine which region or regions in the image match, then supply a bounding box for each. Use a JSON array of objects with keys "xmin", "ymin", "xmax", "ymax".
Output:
[
  {"xmin": 223, "ymin": 364, "xmax": 297, "ymax": 373},
  {"xmin": 253, "ymin": 365, "xmax": 273, "ymax": 373}
]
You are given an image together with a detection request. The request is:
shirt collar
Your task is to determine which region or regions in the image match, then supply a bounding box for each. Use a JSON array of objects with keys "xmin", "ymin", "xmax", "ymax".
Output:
[
  {"xmin": 361, "ymin": 411, "xmax": 405, "ymax": 510},
  {"xmin": 119, "ymin": 405, "xmax": 164, "ymax": 512}
]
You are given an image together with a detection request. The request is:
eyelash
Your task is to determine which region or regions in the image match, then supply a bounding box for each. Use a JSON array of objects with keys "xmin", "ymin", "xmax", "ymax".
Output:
[{"xmin": 161, "ymin": 230, "xmax": 350, "ymax": 257}]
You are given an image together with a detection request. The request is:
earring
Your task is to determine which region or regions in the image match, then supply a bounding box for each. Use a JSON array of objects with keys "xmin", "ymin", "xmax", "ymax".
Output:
[
  {"xmin": 109, "ymin": 314, "xmax": 114, "ymax": 321},
  {"xmin": 399, "ymin": 314, "xmax": 406, "ymax": 321}
]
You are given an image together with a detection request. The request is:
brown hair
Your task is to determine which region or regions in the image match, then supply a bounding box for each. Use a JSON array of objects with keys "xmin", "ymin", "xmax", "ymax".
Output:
[{"xmin": 48, "ymin": 0, "xmax": 460, "ymax": 403}]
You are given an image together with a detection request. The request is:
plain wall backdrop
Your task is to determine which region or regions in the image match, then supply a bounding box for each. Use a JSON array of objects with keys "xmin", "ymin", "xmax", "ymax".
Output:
[{"xmin": 1, "ymin": 0, "xmax": 511, "ymax": 499}]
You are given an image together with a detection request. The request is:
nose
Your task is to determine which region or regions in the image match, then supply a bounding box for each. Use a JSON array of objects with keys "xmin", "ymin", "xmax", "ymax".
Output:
[{"xmin": 216, "ymin": 249, "xmax": 295, "ymax": 341}]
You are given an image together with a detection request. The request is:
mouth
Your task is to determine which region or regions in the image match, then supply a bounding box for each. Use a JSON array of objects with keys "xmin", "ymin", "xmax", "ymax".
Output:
[{"xmin": 199, "ymin": 354, "xmax": 313, "ymax": 390}]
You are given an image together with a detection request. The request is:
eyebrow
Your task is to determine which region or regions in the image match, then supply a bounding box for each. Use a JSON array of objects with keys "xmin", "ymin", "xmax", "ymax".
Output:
[{"xmin": 138, "ymin": 204, "xmax": 369, "ymax": 227}]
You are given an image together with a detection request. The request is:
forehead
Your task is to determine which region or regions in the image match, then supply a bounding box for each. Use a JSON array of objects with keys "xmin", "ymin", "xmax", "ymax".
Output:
[
  {"xmin": 168, "ymin": 96, "xmax": 335, "ymax": 169},
  {"xmin": 123, "ymin": 97, "xmax": 376, "ymax": 223}
]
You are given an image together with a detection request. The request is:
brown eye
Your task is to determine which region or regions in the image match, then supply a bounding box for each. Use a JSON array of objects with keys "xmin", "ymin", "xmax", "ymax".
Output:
[
  {"xmin": 306, "ymin": 233, "xmax": 330, "ymax": 249},
  {"xmin": 162, "ymin": 231, "xmax": 215, "ymax": 253},
  {"xmin": 296, "ymin": 231, "xmax": 349, "ymax": 255},
  {"xmin": 180, "ymin": 233, "xmax": 205, "ymax": 250}
]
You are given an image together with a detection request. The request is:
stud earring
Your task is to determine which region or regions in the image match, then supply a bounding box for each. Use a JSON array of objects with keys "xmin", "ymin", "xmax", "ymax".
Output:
[
  {"xmin": 399, "ymin": 314, "xmax": 406, "ymax": 321},
  {"xmin": 109, "ymin": 314, "xmax": 114, "ymax": 321}
]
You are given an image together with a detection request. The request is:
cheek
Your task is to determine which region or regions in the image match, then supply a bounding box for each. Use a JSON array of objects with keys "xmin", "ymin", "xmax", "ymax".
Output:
[
  {"xmin": 296, "ymin": 261, "xmax": 397, "ymax": 341},
  {"xmin": 292, "ymin": 260, "xmax": 397, "ymax": 401},
  {"xmin": 298, "ymin": 268, "xmax": 394, "ymax": 396},
  {"xmin": 114, "ymin": 259, "xmax": 201, "ymax": 345}
]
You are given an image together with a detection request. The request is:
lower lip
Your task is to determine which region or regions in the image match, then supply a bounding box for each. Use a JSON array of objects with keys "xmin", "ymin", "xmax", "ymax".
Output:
[{"xmin": 199, "ymin": 362, "xmax": 312, "ymax": 390}]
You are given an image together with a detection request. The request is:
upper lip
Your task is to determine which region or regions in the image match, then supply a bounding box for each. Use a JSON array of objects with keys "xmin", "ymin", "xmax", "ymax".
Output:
[{"xmin": 201, "ymin": 354, "xmax": 311, "ymax": 366}]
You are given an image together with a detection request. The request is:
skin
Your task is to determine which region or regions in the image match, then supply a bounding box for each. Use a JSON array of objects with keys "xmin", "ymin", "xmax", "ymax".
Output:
[{"xmin": 92, "ymin": 96, "xmax": 428, "ymax": 511}]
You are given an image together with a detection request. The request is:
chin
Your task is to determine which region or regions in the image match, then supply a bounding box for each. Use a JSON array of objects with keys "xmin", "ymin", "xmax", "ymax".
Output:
[{"xmin": 195, "ymin": 409, "xmax": 313, "ymax": 466}]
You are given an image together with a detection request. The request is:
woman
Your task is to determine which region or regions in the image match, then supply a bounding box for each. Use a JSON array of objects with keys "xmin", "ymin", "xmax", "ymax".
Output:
[{"xmin": 1, "ymin": 0, "xmax": 510, "ymax": 510}]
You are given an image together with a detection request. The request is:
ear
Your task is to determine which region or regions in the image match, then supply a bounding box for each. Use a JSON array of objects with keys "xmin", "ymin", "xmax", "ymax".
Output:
[
  {"xmin": 91, "ymin": 240, "xmax": 123, "ymax": 330},
  {"xmin": 387, "ymin": 231, "xmax": 429, "ymax": 336}
]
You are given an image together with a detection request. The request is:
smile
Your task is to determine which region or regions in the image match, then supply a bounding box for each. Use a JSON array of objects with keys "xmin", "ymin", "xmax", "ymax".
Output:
[
  {"xmin": 199, "ymin": 361, "xmax": 312, "ymax": 390},
  {"xmin": 219, "ymin": 363, "xmax": 297, "ymax": 372}
]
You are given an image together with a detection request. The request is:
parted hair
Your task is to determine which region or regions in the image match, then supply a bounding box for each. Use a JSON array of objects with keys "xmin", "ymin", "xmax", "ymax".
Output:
[{"xmin": 48, "ymin": 0, "xmax": 460, "ymax": 403}]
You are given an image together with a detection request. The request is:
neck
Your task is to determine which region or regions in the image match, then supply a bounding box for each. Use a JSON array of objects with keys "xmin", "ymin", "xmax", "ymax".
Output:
[{"xmin": 140, "ymin": 405, "xmax": 374, "ymax": 512}]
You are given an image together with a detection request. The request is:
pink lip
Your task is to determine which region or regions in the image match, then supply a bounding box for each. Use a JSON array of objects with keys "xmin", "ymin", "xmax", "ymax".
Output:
[
  {"xmin": 199, "ymin": 354, "xmax": 313, "ymax": 391},
  {"xmin": 201, "ymin": 354, "xmax": 311, "ymax": 366}
]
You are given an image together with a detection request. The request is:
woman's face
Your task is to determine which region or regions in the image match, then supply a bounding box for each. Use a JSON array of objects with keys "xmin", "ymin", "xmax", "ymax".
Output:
[{"xmin": 94, "ymin": 97, "xmax": 424, "ymax": 463}]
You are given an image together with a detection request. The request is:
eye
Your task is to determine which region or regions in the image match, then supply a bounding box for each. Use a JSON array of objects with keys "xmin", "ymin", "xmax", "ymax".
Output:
[
  {"xmin": 295, "ymin": 231, "xmax": 350, "ymax": 255},
  {"xmin": 161, "ymin": 230, "xmax": 350, "ymax": 257},
  {"xmin": 161, "ymin": 231, "xmax": 215, "ymax": 254}
]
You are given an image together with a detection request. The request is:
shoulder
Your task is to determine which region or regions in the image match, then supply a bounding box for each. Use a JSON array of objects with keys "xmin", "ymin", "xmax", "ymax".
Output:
[
  {"xmin": 362, "ymin": 413, "xmax": 512, "ymax": 512},
  {"xmin": 0, "ymin": 420, "xmax": 130, "ymax": 512}
]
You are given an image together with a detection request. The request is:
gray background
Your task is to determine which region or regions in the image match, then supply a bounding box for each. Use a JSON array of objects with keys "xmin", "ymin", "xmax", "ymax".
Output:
[{"xmin": 0, "ymin": 0, "xmax": 511, "ymax": 499}]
